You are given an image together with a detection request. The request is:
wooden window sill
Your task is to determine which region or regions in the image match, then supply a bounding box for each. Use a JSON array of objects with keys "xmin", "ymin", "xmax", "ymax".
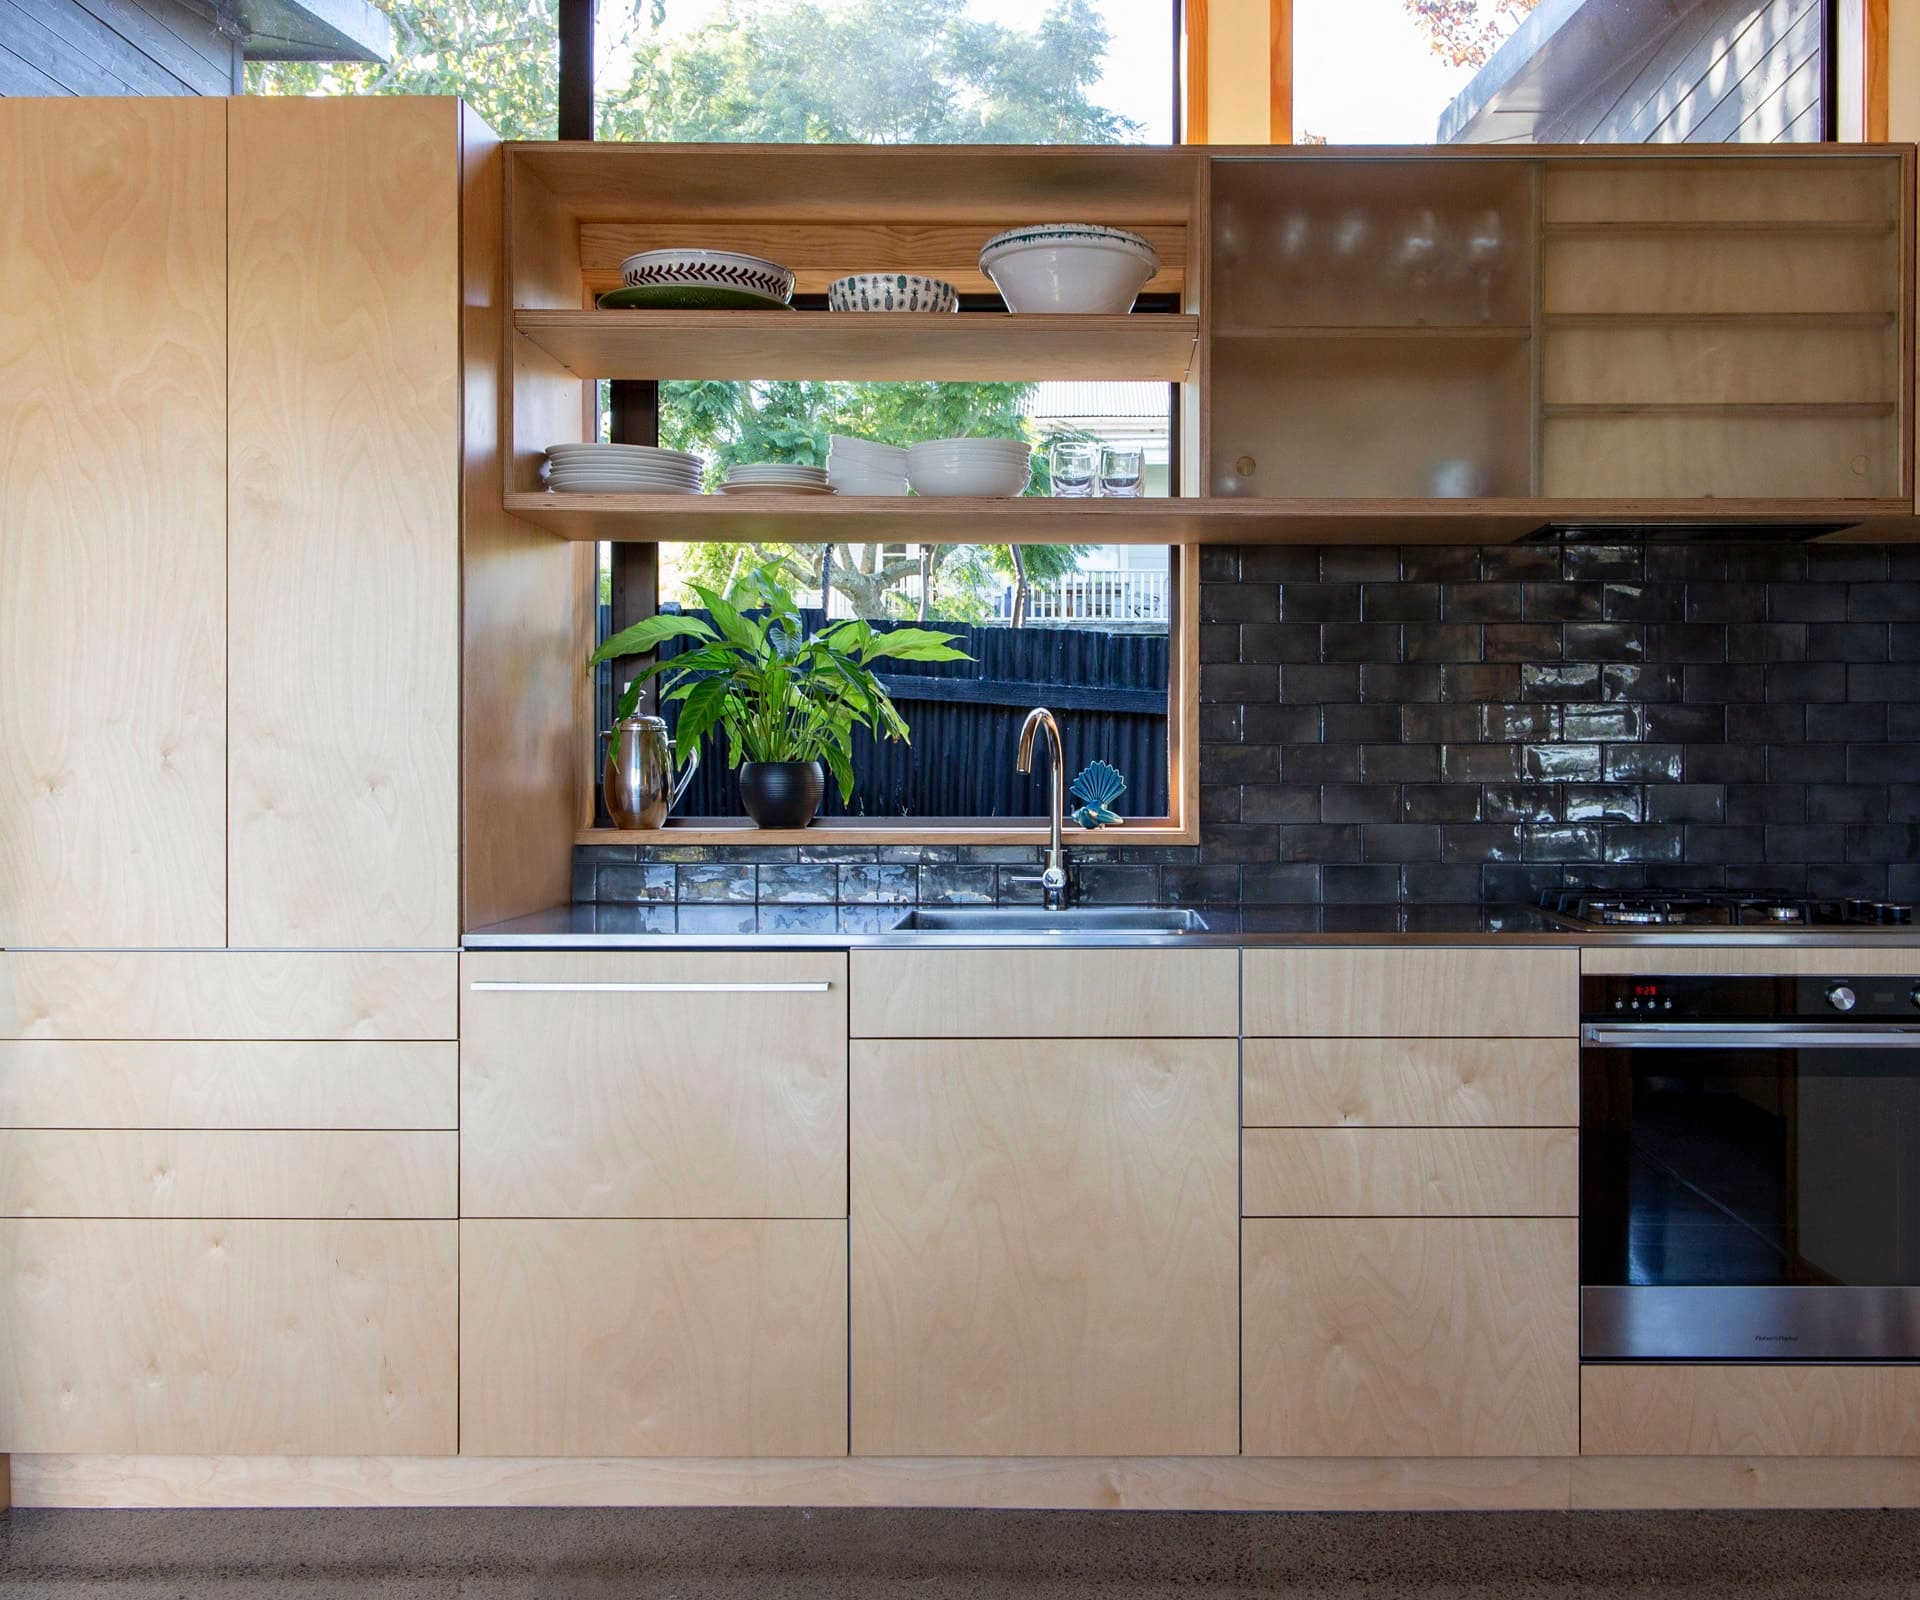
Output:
[{"xmin": 576, "ymin": 818, "xmax": 1197, "ymax": 847}]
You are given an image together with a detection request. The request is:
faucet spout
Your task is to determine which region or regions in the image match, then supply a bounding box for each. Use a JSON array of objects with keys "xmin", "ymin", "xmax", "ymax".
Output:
[{"xmin": 1013, "ymin": 706, "xmax": 1070, "ymax": 910}]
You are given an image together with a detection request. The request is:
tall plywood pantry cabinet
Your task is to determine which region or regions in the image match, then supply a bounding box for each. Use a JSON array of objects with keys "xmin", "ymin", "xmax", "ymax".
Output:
[{"xmin": 0, "ymin": 96, "xmax": 573, "ymax": 1463}]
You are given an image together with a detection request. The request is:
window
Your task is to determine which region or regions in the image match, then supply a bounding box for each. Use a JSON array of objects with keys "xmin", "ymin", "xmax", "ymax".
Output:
[
  {"xmin": 246, "ymin": 0, "xmax": 562, "ymax": 139},
  {"xmin": 1289, "ymin": 0, "xmax": 1835, "ymax": 145},
  {"xmin": 581, "ymin": 1, "xmax": 1192, "ymax": 838}
]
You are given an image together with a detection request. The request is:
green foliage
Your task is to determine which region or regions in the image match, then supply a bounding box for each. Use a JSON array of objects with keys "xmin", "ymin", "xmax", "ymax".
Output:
[{"xmin": 587, "ymin": 563, "xmax": 969, "ymax": 800}]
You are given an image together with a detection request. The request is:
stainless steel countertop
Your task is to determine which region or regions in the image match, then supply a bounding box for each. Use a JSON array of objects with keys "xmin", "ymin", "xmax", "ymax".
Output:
[{"xmin": 463, "ymin": 903, "xmax": 1920, "ymax": 950}]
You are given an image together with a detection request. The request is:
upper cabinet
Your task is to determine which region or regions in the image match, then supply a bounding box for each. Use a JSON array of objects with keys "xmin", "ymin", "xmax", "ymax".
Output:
[
  {"xmin": 227, "ymin": 97, "xmax": 463, "ymax": 948},
  {"xmin": 1208, "ymin": 149, "xmax": 1913, "ymax": 512},
  {"xmin": 0, "ymin": 100, "xmax": 228, "ymax": 948}
]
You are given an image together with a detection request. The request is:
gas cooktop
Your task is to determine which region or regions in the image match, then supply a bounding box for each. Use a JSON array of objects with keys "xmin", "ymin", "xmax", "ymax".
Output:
[{"xmin": 1539, "ymin": 890, "xmax": 1914, "ymax": 930}]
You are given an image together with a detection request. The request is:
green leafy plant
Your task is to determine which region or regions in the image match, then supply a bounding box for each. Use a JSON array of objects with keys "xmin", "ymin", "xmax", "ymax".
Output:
[{"xmin": 588, "ymin": 563, "xmax": 969, "ymax": 803}]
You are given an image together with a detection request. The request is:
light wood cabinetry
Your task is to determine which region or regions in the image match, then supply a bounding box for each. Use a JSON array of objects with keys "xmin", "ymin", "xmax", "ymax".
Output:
[
  {"xmin": 1242, "ymin": 1128, "xmax": 1577, "ymax": 1218},
  {"xmin": 0, "ymin": 1130, "xmax": 456, "ymax": 1219},
  {"xmin": 850, "ymin": 1037, "xmax": 1238, "ymax": 1457},
  {"xmin": 1243, "ymin": 948, "xmax": 1578, "ymax": 1037},
  {"xmin": 227, "ymin": 96, "xmax": 461, "ymax": 948},
  {"xmin": 0, "ymin": 1040, "xmax": 456, "ymax": 1129},
  {"xmin": 1243, "ymin": 1038, "xmax": 1578, "ymax": 1127},
  {"xmin": 0, "ymin": 98, "xmax": 227, "ymax": 948},
  {"xmin": 850, "ymin": 948, "xmax": 1238, "ymax": 1038},
  {"xmin": 1243, "ymin": 1218, "xmax": 1578, "ymax": 1458},
  {"xmin": 0, "ymin": 1219, "xmax": 457, "ymax": 1455},
  {"xmin": 460, "ymin": 952, "xmax": 848, "ymax": 1218},
  {"xmin": 0, "ymin": 951, "xmax": 458, "ymax": 1041},
  {"xmin": 1582, "ymin": 1365, "xmax": 1920, "ymax": 1457},
  {"xmin": 460, "ymin": 1219, "xmax": 848, "ymax": 1457}
]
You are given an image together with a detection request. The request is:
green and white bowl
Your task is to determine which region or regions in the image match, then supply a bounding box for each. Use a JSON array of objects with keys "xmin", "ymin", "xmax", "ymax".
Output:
[
  {"xmin": 978, "ymin": 223, "xmax": 1159, "ymax": 314},
  {"xmin": 616, "ymin": 249, "xmax": 795, "ymax": 305},
  {"xmin": 826, "ymin": 273, "xmax": 960, "ymax": 313}
]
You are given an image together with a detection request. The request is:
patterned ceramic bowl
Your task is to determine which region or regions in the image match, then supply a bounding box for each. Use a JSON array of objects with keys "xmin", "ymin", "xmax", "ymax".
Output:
[
  {"xmin": 826, "ymin": 273, "xmax": 961, "ymax": 313},
  {"xmin": 618, "ymin": 249, "xmax": 795, "ymax": 304}
]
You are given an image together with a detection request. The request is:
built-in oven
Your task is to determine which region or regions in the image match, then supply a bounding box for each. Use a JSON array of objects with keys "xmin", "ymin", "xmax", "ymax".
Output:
[{"xmin": 1581, "ymin": 971, "xmax": 1920, "ymax": 1361}]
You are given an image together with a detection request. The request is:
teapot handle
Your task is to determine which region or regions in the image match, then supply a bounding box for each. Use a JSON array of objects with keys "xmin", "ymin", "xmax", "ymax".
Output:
[{"xmin": 667, "ymin": 738, "xmax": 700, "ymax": 812}]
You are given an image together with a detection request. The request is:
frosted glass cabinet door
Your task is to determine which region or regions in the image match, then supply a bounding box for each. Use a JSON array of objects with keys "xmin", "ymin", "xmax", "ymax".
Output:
[{"xmin": 0, "ymin": 99, "xmax": 228, "ymax": 948}]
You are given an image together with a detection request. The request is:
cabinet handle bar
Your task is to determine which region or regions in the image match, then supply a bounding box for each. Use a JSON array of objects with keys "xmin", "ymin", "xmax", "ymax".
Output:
[{"xmin": 468, "ymin": 980, "xmax": 832, "ymax": 994}]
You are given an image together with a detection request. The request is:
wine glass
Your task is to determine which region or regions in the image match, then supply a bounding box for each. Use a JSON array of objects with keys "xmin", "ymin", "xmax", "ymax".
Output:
[
  {"xmin": 1463, "ymin": 208, "xmax": 1507, "ymax": 324},
  {"xmin": 1396, "ymin": 207, "xmax": 1440, "ymax": 324}
]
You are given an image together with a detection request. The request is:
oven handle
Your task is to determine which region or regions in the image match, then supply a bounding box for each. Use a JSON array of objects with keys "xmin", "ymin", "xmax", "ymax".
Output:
[{"xmin": 1582, "ymin": 1024, "xmax": 1920, "ymax": 1049}]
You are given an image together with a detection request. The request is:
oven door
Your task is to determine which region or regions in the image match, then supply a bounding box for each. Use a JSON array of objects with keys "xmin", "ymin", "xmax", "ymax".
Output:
[{"xmin": 1581, "ymin": 1022, "xmax": 1920, "ymax": 1360}]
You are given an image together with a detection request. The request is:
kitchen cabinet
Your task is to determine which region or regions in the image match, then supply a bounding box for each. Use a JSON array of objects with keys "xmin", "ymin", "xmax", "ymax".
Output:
[
  {"xmin": 850, "ymin": 1037, "xmax": 1238, "ymax": 1457},
  {"xmin": 460, "ymin": 1219, "xmax": 848, "ymax": 1457},
  {"xmin": 1242, "ymin": 1038, "xmax": 1579, "ymax": 1127},
  {"xmin": 460, "ymin": 951, "xmax": 847, "ymax": 1218},
  {"xmin": 1242, "ymin": 948, "xmax": 1579, "ymax": 1037},
  {"xmin": 0, "ymin": 98, "xmax": 228, "ymax": 947},
  {"xmin": 1242, "ymin": 1127, "xmax": 1577, "ymax": 1218},
  {"xmin": 0, "ymin": 1219, "xmax": 457, "ymax": 1455},
  {"xmin": 1243, "ymin": 1218, "xmax": 1578, "ymax": 1458},
  {"xmin": 1582, "ymin": 1365, "xmax": 1920, "ymax": 1457},
  {"xmin": 227, "ymin": 96, "xmax": 462, "ymax": 948},
  {"xmin": 850, "ymin": 947, "xmax": 1238, "ymax": 1038}
]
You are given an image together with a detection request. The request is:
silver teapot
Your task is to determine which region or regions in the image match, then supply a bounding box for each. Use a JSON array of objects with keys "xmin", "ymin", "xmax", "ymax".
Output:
[{"xmin": 604, "ymin": 714, "xmax": 698, "ymax": 830}]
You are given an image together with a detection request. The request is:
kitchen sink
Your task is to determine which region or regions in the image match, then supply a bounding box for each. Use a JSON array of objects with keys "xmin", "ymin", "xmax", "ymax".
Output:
[{"xmin": 890, "ymin": 906, "xmax": 1211, "ymax": 935}]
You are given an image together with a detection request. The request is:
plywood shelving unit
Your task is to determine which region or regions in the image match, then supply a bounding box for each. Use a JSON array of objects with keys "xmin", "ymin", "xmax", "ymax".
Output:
[{"xmin": 502, "ymin": 141, "xmax": 1917, "ymax": 546}]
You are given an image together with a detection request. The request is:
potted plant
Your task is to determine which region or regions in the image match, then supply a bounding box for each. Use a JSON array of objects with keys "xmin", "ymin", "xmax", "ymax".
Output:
[{"xmin": 589, "ymin": 563, "xmax": 969, "ymax": 829}]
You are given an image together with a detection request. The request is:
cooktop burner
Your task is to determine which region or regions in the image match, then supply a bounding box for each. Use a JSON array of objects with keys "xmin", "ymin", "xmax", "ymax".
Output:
[{"xmin": 1539, "ymin": 891, "xmax": 1914, "ymax": 930}]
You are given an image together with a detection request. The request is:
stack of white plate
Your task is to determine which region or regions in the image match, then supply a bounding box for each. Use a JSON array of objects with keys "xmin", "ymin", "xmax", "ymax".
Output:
[
  {"xmin": 721, "ymin": 464, "xmax": 833, "ymax": 497},
  {"xmin": 906, "ymin": 437, "xmax": 1032, "ymax": 498},
  {"xmin": 828, "ymin": 435, "xmax": 909, "ymax": 497},
  {"xmin": 545, "ymin": 442, "xmax": 704, "ymax": 495}
]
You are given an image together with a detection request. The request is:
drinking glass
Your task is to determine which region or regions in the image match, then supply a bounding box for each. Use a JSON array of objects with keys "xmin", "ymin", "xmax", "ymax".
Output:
[
  {"xmin": 1098, "ymin": 445, "xmax": 1144, "ymax": 498},
  {"xmin": 1050, "ymin": 440, "xmax": 1098, "ymax": 497}
]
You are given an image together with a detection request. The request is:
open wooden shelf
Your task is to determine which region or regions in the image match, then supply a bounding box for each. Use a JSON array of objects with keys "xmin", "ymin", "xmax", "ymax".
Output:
[
  {"xmin": 514, "ymin": 310, "xmax": 1201, "ymax": 382},
  {"xmin": 504, "ymin": 490, "xmax": 1917, "ymax": 546},
  {"xmin": 577, "ymin": 817, "xmax": 1194, "ymax": 847},
  {"xmin": 1212, "ymin": 325, "xmax": 1533, "ymax": 341}
]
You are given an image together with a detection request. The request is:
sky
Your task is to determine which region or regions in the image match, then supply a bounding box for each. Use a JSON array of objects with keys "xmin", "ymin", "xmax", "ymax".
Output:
[{"xmin": 1293, "ymin": 0, "xmax": 1485, "ymax": 143}]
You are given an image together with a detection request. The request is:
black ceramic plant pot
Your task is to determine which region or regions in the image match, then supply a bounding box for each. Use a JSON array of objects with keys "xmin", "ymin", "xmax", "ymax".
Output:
[{"xmin": 739, "ymin": 760, "xmax": 825, "ymax": 829}]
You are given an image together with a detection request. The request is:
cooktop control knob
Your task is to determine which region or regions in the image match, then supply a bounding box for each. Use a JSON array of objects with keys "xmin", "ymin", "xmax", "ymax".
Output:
[{"xmin": 1827, "ymin": 984, "xmax": 1858, "ymax": 1012}]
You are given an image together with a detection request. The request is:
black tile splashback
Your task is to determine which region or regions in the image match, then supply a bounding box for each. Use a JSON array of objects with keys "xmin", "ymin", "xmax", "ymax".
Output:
[{"xmin": 573, "ymin": 542, "xmax": 1920, "ymax": 909}]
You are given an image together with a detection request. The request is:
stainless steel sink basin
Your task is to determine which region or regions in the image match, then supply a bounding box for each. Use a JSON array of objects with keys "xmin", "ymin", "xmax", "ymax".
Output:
[{"xmin": 891, "ymin": 906, "xmax": 1210, "ymax": 935}]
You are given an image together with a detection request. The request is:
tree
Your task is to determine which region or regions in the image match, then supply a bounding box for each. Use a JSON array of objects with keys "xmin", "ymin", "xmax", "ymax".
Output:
[{"xmin": 1403, "ymin": 0, "xmax": 1541, "ymax": 69}]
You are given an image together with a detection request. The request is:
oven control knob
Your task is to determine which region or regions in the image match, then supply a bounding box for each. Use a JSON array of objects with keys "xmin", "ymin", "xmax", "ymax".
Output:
[{"xmin": 1827, "ymin": 984, "xmax": 1858, "ymax": 1012}]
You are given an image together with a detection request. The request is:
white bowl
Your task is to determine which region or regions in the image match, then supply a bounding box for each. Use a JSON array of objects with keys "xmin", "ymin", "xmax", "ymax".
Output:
[
  {"xmin": 907, "ymin": 448, "xmax": 1030, "ymax": 498},
  {"xmin": 906, "ymin": 438, "xmax": 1032, "ymax": 462},
  {"xmin": 827, "ymin": 273, "xmax": 960, "ymax": 313},
  {"xmin": 979, "ymin": 225, "xmax": 1158, "ymax": 314},
  {"xmin": 829, "ymin": 435, "xmax": 909, "ymax": 464},
  {"xmin": 828, "ymin": 471, "xmax": 910, "ymax": 498}
]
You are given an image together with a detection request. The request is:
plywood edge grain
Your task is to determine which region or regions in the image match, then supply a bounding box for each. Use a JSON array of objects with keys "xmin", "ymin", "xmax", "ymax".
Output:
[{"xmin": 8, "ymin": 1454, "xmax": 1571, "ymax": 1510}]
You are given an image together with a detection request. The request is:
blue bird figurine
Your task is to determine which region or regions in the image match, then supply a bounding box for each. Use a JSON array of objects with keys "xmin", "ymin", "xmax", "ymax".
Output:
[{"xmin": 1069, "ymin": 760, "xmax": 1126, "ymax": 828}]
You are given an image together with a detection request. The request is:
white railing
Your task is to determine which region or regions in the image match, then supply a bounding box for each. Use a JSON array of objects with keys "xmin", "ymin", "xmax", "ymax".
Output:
[{"xmin": 999, "ymin": 569, "xmax": 1171, "ymax": 624}]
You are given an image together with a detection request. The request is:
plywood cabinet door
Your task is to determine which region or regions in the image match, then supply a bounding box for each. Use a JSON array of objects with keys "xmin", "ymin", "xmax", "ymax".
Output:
[
  {"xmin": 1243, "ymin": 1218, "xmax": 1578, "ymax": 1458},
  {"xmin": 227, "ymin": 97, "xmax": 460, "ymax": 948},
  {"xmin": 851, "ymin": 1039, "xmax": 1239, "ymax": 1457},
  {"xmin": 0, "ymin": 99, "xmax": 227, "ymax": 947}
]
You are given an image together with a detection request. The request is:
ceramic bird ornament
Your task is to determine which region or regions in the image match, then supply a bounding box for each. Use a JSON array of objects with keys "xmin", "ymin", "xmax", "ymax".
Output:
[{"xmin": 1070, "ymin": 760, "xmax": 1126, "ymax": 829}]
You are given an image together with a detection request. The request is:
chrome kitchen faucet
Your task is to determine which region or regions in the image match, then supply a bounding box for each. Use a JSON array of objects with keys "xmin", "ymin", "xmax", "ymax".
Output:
[{"xmin": 1010, "ymin": 706, "xmax": 1071, "ymax": 910}]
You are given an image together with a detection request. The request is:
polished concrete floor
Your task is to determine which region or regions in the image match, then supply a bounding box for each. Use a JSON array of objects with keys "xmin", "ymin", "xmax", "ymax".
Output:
[{"xmin": 4, "ymin": 1506, "xmax": 1920, "ymax": 1597}]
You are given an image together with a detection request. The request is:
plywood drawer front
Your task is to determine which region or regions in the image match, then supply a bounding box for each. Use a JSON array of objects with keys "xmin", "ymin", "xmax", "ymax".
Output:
[
  {"xmin": 1583, "ymin": 948, "xmax": 1920, "ymax": 976},
  {"xmin": 1581, "ymin": 1366, "xmax": 1920, "ymax": 1457},
  {"xmin": 0, "ymin": 952, "xmax": 458, "ymax": 1040},
  {"xmin": 850, "ymin": 1039, "xmax": 1239, "ymax": 1457},
  {"xmin": 460, "ymin": 1219, "xmax": 848, "ymax": 1457},
  {"xmin": 1243, "ymin": 1128, "xmax": 1577, "ymax": 1217},
  {"xmin": 850, "ymin": 948, "xmax": 1238, "ymax": 1038},
  {"xmin": 1244, "ymin": 1218, "xmax": 1578, "ymax": 1457},
  {"xmin": 0, "ymin": 1130, "xmax": 456, "ymax": 1218},
  {"xmin": 0, "ymin": 1219, "xmax": 457, "ymax": 1454},
  {"xmin": 461, "ymin": 952, "xmax": 846, "ymax": 1219},
  {"xmin": 1243, "ymin": 1039, "xmax": 1578, "ymax": 1128},
  {"xmin": 0, "ymin": 1041, "xmax": 457, "ymax": 1129},
  {"xmin": 1242, "ymin": 949, "xmax": 1577, "ymax": 1037}
]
